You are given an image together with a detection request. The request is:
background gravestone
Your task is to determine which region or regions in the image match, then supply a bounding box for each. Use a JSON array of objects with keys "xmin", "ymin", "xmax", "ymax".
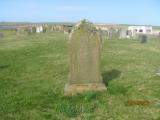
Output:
[
  {"xmin": 138, "ymin": 34, "xmax": 148, "ymax": 43},
  {"xmin": 64, "ymin": 20, "xmax": 106, "ymax": 95}
]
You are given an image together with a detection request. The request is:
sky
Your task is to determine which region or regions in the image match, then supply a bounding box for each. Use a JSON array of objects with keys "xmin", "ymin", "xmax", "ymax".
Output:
[{"xmin": 0, "ymin": 0, "xmax": 160, "ymax": 25}]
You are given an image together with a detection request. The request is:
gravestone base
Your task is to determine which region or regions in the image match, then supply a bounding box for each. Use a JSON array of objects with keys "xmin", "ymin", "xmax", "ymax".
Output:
[{"xmin": 64, "ymin": 83, "xmax": 106, "ymax": 95}]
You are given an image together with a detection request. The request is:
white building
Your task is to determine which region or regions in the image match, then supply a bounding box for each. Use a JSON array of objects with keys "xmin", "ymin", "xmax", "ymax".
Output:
[{"xmin": 128, "ymin": 26, "xmax": 152, "ymax": 37}]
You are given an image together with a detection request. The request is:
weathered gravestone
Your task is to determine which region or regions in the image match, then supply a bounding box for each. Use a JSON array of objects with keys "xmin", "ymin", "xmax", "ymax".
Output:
[{"xmin": 64, "ymin": 20, "xmax": 106, "ymax": 95}]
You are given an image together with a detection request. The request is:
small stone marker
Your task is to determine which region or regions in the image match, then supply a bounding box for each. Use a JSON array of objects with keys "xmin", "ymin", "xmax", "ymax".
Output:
[{"xmin": 64, "ymin": 20, "xmax": 106, "ymax": 95}]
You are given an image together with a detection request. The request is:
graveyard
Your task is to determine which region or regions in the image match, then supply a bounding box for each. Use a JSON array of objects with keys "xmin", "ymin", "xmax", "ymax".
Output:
[{"xmin": 0, "ymin": 25, "xmax": 160, "ymax": 119}]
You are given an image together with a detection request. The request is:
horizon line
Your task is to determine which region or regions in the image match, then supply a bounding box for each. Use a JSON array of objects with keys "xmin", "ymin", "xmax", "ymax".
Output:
[{"xmin": 0, "ymin": 21, "xmax": 160, "ymax": 27}]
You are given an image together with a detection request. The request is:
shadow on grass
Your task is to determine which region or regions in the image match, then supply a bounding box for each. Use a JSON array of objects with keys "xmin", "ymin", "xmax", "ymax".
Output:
[
  {"xmin": 0, "ymin": 65, "xmax": 10, "ymax": 70},
  {"xmin": 102, "ymin": 69, "xmax": 121, "ymax": 86}
]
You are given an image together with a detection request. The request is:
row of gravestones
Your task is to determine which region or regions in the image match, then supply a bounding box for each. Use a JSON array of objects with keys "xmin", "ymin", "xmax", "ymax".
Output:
[
  {"xmin": 16, "ymin": 25, "xmax": 73, "ymax": 35},
  {"xmin": 17, "ymin": 26, "xmax": 45, "ymax": 35},
  {"xmin": 99, "ymin": 28, "xmax": 129, "ymax": 39},
  {"xmin": 16, "ymin": 24, "xmax": 141, "ymax": 39},
  {"xmin": 0, "ymin": 25, "xmax": 72, "ymax": 37},
  {"xmin": 17, "ymin": 26, "xmax": 39, "ymax": 35},
  {"xmin": 45, "ymin": 25, "xmax": 72, "ymax": 34},
  {"xmin": 16, "ymin": 24, "xmax": 124, "ymax": 38}
]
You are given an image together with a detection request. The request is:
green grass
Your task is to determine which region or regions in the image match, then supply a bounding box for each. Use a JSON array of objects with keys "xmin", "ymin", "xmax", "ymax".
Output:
[{"xmin": 0, "ymin": 31, "xmax": 160, "ymax": 120}]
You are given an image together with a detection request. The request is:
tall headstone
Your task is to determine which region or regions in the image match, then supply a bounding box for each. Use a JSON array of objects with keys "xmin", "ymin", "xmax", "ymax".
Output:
[
  {"xmin": 64, "ymin": 20, "xmax": 106, "ymax": 95},
  {"xmin": 119, "ymin": 29, "xmax": 127, "ymax": 39}
]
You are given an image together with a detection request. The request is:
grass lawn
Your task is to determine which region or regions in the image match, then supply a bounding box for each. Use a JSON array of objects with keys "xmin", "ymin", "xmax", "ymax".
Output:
[{"xmin": 0, "ymin": 31, "xmax": 160, "ymax": 120}]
